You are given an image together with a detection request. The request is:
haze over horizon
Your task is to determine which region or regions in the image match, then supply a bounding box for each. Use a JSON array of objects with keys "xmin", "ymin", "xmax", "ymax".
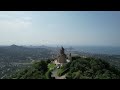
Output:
[{"xmin": 0, "ymin": 11, "xmax": 120, "ymax": 47}]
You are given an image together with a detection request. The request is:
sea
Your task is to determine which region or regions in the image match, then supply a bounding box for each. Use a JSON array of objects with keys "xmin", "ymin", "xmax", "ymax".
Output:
[
  {"xmin": 72, "ymin": 46, "xmax": 120, "ymax": 55},
  {"xmin": 39, "ymin": 44, "xmax": 120, "ymax": 56}
]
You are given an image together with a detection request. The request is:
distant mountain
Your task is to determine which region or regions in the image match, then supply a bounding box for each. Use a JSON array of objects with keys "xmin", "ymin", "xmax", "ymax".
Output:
[
  {"xmin": 10, "ymin": 44, "xmax": 19, "ymax": 47},
  {"xmin": 0, "ymin": 45, "xmax": 52, "ymax": 61},
  {"xmin": 9, "ymin": 44, "xmax": 25, "ymax": 49}
]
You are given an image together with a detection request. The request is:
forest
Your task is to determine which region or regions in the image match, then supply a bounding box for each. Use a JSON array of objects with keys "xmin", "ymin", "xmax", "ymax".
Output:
[{"xmin": 8, "ymin": 56, "xmax": 120, "ymax": 79}]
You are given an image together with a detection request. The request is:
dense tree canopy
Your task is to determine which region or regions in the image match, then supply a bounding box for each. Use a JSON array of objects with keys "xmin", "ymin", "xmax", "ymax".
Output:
[
  {"xmin": 9, "ymin": 60, "xmax": 52, "ymax": 79},
  {"xmin": 8, "ymin": 56, "xmax": 120, "ymax": 79},
  {"xmin": 64, "ymin": 57, "xmax": 120, "ymax": 79}
]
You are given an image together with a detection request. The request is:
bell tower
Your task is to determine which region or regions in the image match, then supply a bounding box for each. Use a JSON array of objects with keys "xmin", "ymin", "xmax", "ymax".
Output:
[
  {"xmin": 58, "ymin": 46, "xmax": 67, "ymax": 63},
  {"xmin": 60, "ymin": 46, "xmax": 65, "ymax": 55}
]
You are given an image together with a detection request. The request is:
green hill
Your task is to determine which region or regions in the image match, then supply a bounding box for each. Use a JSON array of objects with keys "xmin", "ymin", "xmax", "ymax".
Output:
[
  {"xmin": 59, "ymin": 57, "xmax": 120, "ymax": 79},
  {"xmin": 8, "ymin": 60, "xmax": 53, "ymax": 79},
  {"xmin": 8, "ymin": 56, "xmax": 120, "ymax": 79}
]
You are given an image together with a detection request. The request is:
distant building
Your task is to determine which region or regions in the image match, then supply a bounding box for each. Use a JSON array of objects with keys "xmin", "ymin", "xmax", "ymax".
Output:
[{"xmin": 53, "ymin": 46, "xmax": 71, "ymax": 67}]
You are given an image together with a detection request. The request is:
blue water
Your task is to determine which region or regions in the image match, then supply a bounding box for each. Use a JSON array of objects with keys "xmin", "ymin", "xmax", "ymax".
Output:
[{"xmin": 72, "ymin": 46, "xmax": 120, "ymax": 55}]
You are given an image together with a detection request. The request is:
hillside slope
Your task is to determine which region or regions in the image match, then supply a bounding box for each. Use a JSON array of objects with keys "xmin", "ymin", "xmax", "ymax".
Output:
[
  {"xmin": 8, "ymin": 57, "xmax": 120, "ymax": 79},
  {"xmin": 58, "ymin": 57, "xmax": 120, "ymax": 79}
]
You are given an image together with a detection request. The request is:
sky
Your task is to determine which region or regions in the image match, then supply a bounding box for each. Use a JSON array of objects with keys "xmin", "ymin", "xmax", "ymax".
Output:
[{"xmin": 0, "ymin": 11, "xmax": 120, "ymax": 47}]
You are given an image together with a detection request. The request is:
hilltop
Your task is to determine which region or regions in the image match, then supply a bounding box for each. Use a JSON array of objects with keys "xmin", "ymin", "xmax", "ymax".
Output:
[
  {"xmin": 58, "ymin": 56, "xmax": 120, "ymax": 79},
  {"xmin": 7, "ymin": 56, "xmax": 120, "ymax": 79}
]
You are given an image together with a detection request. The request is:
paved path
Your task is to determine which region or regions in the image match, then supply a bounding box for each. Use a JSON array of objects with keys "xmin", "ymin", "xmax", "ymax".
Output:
[{"xmin": 51, "ymin": 69, "xmax": 66, "ymax": 79}]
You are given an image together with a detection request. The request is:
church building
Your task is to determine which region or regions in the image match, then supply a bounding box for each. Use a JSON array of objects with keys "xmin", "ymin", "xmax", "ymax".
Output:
[{"xmin": 53, "ymin": 46, "xmax": 71, "ymax": 67}]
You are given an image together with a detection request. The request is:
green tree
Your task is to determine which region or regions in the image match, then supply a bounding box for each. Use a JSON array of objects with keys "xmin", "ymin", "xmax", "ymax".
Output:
[{"xmin": 32, "ymin": 61, "xmax": 48, "ymax": 73}]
